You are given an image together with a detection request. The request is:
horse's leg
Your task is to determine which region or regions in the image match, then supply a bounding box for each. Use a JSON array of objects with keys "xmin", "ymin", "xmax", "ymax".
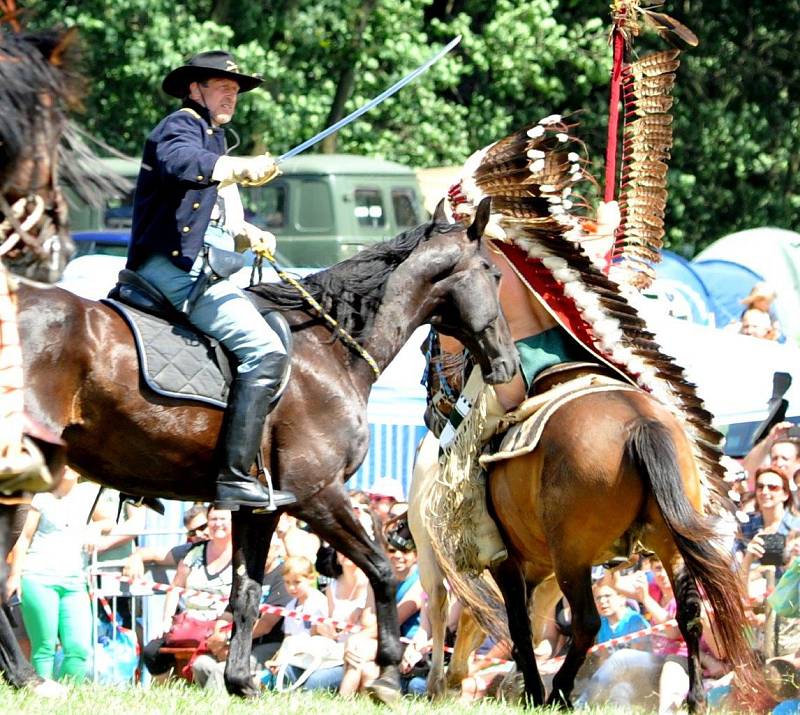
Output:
[
  {"xmin": 656, "ymin": 538, "xmax": 705, "ymax": 713},
  {"xmin": 547, "ymin": 562, "xmax": 597, "ymax": 708},
  {"xmin": 491, "ymin": 556, "xmax": 545, "ymax": 706},
  {"xmin": 446, "ymin": 606, "xmax": 485, "ymax": 690},
  {"xmin": 295, "ymin": 480, "xmax": 402, "ymax": 703},
  {"xmin": 224, "ymin": 509, "xmax": 273, "ymax": 698},
  {"xmin": 407, "ymin": 430, "xmax": 451, "ymax": 696},
  {"xmin": 0, "ymin": 504, "xmax": 40, "ymax": 689},
  {"xmin": 419, "ymin": 555, "xmax": 448, "ymax": 698}
]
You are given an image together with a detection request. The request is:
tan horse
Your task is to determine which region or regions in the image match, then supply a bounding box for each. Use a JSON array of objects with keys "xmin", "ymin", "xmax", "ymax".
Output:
[
  {"xmin": 472, "ymin": 385, "xmax": 766, "ymax": 710},
  {"xmin": 417, "ymin": 331, "xmax": 767, "ymax": 711}
]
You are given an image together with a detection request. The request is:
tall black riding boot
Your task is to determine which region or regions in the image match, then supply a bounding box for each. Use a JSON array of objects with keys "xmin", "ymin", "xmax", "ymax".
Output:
[{"xmin": 215, "ymin": 352, "xmax": 297, "ymax": 511}]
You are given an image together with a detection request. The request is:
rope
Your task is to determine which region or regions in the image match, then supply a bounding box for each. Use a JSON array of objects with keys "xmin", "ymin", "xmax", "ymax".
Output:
[{"xmin": 254, "ymin": 252, "xmax": 381, "ymax": 380}]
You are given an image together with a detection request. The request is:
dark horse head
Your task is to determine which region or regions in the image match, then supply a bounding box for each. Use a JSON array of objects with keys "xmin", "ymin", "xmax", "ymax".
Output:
[
  {"xmin": 419, "ymin": 197, "xmax": 517, "ymax": 384},
  {"xmin": 0, "ymin": 28, "xmax": 82, "ymax": 282},
  {"xmin": 254, "ymin": 196, "xmax": 518, "ymax": 386}
]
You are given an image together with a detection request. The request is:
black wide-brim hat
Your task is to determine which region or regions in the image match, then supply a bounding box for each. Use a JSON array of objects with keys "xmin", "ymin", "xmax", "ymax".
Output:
[{"xmin": 162, "ymin": 50, "xmax": 263, "ymax": 98}]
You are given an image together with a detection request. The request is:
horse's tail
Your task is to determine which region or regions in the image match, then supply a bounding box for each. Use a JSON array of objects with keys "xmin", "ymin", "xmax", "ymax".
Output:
[{"xmin": 627, "ymin": 419, "xmax": 771, "ymax": 710}]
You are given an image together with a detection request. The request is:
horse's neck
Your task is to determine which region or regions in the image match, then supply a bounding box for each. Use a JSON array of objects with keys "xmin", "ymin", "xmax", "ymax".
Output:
[{"xmin": 360, "ymin": 261, "xmax": 433, "ymax": 377}]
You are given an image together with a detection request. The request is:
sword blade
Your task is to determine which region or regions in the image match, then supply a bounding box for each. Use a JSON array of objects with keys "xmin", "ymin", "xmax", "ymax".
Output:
[{"xmin": 277, "ymin": 35, "xmax": 461, "ymax": 163}]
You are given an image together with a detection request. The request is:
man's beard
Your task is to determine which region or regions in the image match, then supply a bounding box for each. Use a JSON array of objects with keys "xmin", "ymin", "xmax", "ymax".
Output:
[{"xmin": 214, "ymin": 111, "xmax": 233, "ymax": 125}]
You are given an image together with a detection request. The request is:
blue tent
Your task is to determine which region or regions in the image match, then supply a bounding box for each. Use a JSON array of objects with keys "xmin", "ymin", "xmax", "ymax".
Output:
[
  {"xmin": 650, "ymin": 251, "xmax": 717, "ymax": 325},
  {"xmin": 691, "ymin": 259, "xmax": 765, "ymax": 329}
]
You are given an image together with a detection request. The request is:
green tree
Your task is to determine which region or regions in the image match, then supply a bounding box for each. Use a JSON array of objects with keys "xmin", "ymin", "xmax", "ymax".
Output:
[{"xmin": 24, "ymin": 1, "xmax": 800, "ymax": 254}]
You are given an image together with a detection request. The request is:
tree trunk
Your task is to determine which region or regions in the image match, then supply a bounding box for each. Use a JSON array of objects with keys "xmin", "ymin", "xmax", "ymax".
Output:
[{"xmin": 320, "ymin": 0, "xmax": 377, "ymax": 154}]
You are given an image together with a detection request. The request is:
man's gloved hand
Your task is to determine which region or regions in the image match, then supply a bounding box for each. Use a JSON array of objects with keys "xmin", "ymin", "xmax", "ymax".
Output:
[
  {"xmin": 241, "ymin": 222, "xmax": 276, "ymax": 258},
  {"xmin": 212, "ymin": 153, "xmax": 280, "ymax": 187}
]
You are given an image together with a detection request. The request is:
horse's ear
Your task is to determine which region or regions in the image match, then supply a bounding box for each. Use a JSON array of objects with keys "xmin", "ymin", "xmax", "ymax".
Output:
[
  {"xmin": 467, "ymin": 197, "xmax": 492, "ymax": 242},
  {"xmin": 48, "ymin": 27, "xmax": 79, "ymax": 67},
  {"xmin": 432, "ymin": 198, "xmax": 448, "ymax": 224}
]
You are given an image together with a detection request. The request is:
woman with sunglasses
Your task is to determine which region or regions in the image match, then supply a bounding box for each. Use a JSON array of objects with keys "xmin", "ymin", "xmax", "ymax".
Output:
[
  {"xmin": 122, "ymin": 504, "xmax": 209, "ymax": 580},
  {"xmin": 739, "ymin": 466, "xmax": 800, "ymax": 574}
]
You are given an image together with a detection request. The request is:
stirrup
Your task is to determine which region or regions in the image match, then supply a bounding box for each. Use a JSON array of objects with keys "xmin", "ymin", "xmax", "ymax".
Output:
[{"xmin": 252, "ymin": 449, "xmax": 297, "ymax": 514}]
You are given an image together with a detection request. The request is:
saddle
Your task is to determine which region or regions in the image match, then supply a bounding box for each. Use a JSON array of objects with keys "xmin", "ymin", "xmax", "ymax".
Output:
[
  {"xmin": 481, "ymin": 365, "xmax": 639, "ymax": 466},
  {"xmin": 105, "ymin": 269, "xmax": 292, "ymax": 408}
]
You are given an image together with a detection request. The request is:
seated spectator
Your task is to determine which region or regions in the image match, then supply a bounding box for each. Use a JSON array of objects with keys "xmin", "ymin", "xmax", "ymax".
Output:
[
  {"xmin": 739, "ymin": 307, "xmax": 776, "ymax": 341},
  {"xmin": 141, "ymin": 507, "xmax": 233, "ymax": 679},
  {"xmin": 740, "ymin": 282, "xmax": 782, "ymax": 341},
  {"xmin": 191, "ymin": 531, "xmax": 291, "ymax": 689},
  {"xmin": 739, "ymin": 467, "xmax": 800, "ymax": 565},
  {"xmin": 270, "ymin": 550, "xmax": 376, "ymax": 693},
  {"xmin": 6, "ymin": 468, "xmax": 103, "ymax": 682},
  {"xmin": 366, "ymin": 477, "xmax": 406, "ymax": 524},
  {"xmin": 262, "ymin": 556, "xmax": 333, "ymax": 688},
  {"xmin": 577, "ymin": 557, "xmax": 729, "ymax": 711},
  {"xmin": 122, "ymin": 504, "xmax": 209, "ymax": 580},
  {"xmin": 338, "ymin": 517, "xmax": 423, "ymax": 697},
  {"xmin": 593, "ymin": 576, "xmax": 649, "ymax": 644}
]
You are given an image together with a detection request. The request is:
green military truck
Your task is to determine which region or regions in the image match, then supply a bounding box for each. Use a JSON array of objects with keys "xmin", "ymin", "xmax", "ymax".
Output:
[
  {"xmin": 241, "ymin": 154, "xmax": 424, "ymax": 267},
  {"xmin": 65, "ymin": 154, "xmax": 426, "ymax": 268}
]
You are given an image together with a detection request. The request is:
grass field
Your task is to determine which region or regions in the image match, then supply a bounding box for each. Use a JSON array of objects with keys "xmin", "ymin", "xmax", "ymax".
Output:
[{"xmin": 0, "ymin": 682, "xmax": 639, "ymax": 715}]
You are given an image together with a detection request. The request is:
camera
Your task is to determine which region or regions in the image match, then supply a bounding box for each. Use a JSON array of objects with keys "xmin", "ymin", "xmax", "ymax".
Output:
[{"xmin": 760, "ymin": 532, "xmax": 787, "ymax": 567}]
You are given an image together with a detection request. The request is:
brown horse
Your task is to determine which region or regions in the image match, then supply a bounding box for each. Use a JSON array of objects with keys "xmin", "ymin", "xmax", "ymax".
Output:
[
  {"xmin": 15, "ymin": 198, "xmax": 518, "ymax": 698},
  {"xmin": 1, "ymin": 25, "xmax": 84, "ymax": 692},
  {"xmin": 420, "ymin": 346, "xmax": 765, "ymax": 711}
]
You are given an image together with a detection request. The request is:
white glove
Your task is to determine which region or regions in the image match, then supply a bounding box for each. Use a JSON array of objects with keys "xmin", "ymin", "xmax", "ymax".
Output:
[
  {"xmin": 212, "ymin": 154, "xmax": 279, "ymax": 187},
  {"xmin": 241, "ymin": 222, "xmax": 276, "ymax": 258}
]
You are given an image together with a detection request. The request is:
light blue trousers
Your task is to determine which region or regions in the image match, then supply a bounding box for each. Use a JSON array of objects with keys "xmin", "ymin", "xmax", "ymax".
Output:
[{"xmin": 137, "ymin": 241, "xmax": 284, "ymax": 374}]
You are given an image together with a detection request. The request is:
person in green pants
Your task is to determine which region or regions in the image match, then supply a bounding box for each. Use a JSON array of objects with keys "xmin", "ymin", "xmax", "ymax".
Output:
[{"xmin": 6, "ymin": 468, "xmax": 101, "ymax": 680}]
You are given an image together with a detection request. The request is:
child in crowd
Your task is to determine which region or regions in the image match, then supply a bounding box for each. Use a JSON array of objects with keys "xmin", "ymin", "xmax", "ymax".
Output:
[{"xmin": 281, "ymin": 556, "xmax": 327, "ymax": 635}]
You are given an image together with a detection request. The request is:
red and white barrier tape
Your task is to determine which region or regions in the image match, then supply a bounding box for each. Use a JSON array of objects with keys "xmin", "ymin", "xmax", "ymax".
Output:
[{"xmin": 92, "ymin": 571, "xmax": 680, "ymax": 658}]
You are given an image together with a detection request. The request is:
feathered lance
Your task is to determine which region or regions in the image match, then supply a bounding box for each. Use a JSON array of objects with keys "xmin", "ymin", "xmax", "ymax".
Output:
[{"xmin": 604, "ymin": 2, "xmax": 628, "ymax": 205}]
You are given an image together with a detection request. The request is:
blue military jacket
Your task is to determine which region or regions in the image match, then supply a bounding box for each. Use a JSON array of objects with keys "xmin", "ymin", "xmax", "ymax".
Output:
[{"xmin": 127, "ymin": 100, "xmax": 227, "ymax": 272}]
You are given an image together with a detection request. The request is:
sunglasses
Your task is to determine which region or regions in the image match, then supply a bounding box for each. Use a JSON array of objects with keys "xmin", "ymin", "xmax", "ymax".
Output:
[
  {"xmin": 187, "ymin": 522, "xmax": 208, "ymax": 537},
  {"xmin": 756, "ymin": 482, "xmax": 783, "ymax": 493}
]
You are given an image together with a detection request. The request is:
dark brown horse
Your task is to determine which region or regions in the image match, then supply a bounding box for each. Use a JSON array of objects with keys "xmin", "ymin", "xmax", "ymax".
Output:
[
  {"xmin": 421, "ymin": 347, "xmax": 766, "ymax": 711},
  {"xmin": 15, "ymin": 199, "xmax": 518, "ymax": 698},
  {"xmin": 1, "ymin": 25, "xmax": 83, "ymax": 691}
]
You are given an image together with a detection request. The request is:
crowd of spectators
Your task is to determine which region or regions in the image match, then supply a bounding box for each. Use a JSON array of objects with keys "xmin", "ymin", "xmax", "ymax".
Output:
[{"xmin": 9, "ymin": 435, "xmax": 800, "ymax": 714}]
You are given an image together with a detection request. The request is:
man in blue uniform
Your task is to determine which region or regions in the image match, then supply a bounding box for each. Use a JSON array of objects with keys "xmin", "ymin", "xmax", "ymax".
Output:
[{"xmin": 128, "ymin": 51, "xmax": 294, "ymax": 511}]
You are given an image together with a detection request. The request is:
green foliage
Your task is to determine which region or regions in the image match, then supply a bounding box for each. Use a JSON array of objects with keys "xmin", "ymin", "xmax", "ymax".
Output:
[{"xmin": 24, "ymin": 0, "xmax": 800, "ymax": 254}]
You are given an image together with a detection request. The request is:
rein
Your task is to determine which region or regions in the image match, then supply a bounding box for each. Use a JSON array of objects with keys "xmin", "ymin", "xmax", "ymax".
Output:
[{"xmin": 252, "ymin": 252, "xmax": 381, "ymax": 380}]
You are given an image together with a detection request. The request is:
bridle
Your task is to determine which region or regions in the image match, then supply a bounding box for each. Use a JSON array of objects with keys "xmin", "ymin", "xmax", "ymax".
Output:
[{"xmin": 0, "ymin": 193, "xmax": 47, "ymax": 257}]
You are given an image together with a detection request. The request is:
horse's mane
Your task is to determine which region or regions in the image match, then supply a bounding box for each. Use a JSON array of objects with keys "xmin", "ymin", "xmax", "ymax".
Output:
[
  {"xmin": 249, "ymin": 220, "xmax": 458, "ymax": 339},
  {"xmin": 0, "ymin": 28, "xmax": 83, "ymax": 189}
]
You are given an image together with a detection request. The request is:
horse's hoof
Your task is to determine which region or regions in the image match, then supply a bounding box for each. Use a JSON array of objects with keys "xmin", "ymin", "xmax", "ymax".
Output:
[
  {"xmin": 366, "ymin": 666, "xmax": 402, "ymax": 705},
  {"xmin": 225, "ymin": 674, "xmax": 260, "ymax": 698},
  {"xmin": 428, "ymin": 675, "xmax": 447, "ymax": 700},
  {"xmin": 545, "ymin": 690, "xmax": 572, "ymax": 710}
]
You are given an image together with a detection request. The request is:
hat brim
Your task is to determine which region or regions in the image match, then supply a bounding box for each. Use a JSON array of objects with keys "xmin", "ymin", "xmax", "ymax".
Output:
[{"xmin": 162, "ymin": 66, "xmax": 262, "ymax": 98}]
